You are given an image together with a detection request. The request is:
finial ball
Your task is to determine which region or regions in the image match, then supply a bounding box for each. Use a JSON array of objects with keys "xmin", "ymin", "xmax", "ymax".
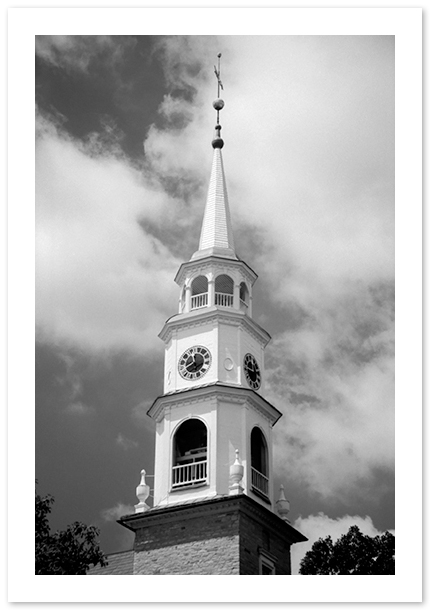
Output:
[
  {"xmin": 213, "ymin": 98, "xmax": 225, "ymax": 111},
  {"xmin": 212, "ymin": 137, "xmax": 224, "ymax": 149}
]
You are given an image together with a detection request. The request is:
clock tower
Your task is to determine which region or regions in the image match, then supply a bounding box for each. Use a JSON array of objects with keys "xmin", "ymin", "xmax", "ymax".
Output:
[{"xmin": 116, "ymin": 56, "xmax": 307, "ymax": 575}]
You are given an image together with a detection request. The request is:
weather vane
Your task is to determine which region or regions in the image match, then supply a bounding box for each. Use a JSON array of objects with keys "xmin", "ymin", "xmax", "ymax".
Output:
[
  {"xmin": 214, "ymin": 52, "xmax": 224, "ymax": 97},
  {"xmin": 212, "ymin": 53, "xmax": 225, "ymax": 149}
]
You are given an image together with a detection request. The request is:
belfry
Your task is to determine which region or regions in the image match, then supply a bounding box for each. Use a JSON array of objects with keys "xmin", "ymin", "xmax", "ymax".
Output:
[{"xmin": 91, "ymin": 55, "xmax": 306, "ymax": 576}]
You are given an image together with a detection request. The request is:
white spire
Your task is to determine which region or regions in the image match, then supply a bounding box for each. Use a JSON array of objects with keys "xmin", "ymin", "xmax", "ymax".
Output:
[
  {"xmin": 191, "ymin": 53, "xmax": 236, "ymax": 261},
  {"xmin": 191, "ymin": 147, "xmax": 236, "ymax": 260}
]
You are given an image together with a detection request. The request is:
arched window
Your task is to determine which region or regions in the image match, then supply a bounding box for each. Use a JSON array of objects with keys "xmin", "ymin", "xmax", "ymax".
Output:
[
  {"xmin": 239, "ymin": 282, "xmax": 249, "ymax": 311},
  {"xmin": 172, "ymin": 419, "xmax": 208, "ymax": 488},
  {"xmin": 191, "ymin": 275, "xmax": 208, "ymax": 310},
  {"xmin": 250, "ymin": 427, "xmax": 269, "ymax": 498},
  {"xmin": 215, "ymin": 274, "xmax": 234, "ymax": 307}
]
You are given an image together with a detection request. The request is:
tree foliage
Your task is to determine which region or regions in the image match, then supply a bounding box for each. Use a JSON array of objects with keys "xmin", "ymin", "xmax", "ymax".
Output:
[
  {"xmin": 35, "ymin": 484, "xmax": 107, "ymax": 575},
  {"xmin": 299, "ymin": 525, "xmax": 395, "ymax": 575}
]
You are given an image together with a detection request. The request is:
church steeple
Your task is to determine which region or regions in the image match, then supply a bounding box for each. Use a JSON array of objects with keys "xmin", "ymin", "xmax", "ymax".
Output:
[
  {"xmin": 192, "ymin": 53, "xmax": 236, "ymax": 261},
  {"xmin": 112, "ymin": 54, "xmax": 308, "ymax": 575}
]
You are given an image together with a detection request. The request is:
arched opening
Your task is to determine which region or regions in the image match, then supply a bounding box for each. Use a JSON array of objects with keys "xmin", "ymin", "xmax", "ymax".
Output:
[
  {"xmin": 191, "ymin": 275, "xmax": 208, "ymax": 310},
  {"xmin": 239, "ymin": 281, "xmax": 249, "ymax": 311},
  {"xmin": 172, "ymin": 418, "xmax": 208, "ymax": 488},
  {"xmin": 215, "ymin": 274, "xmax": 234, "ymax": 307},
  {"xmin": 250, "ymin": 427, "xmax": 269, "ymax": 498}
]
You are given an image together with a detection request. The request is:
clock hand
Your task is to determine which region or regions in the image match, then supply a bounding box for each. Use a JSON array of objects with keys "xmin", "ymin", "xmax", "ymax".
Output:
[{"xmin": 188, "ymin": 354, "xmax": 199, "ymax": 372}]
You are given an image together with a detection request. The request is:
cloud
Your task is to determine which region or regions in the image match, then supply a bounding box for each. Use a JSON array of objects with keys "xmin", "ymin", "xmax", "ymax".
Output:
[
  {"xmin": 266, "ymin": 282, "xmax": 394, "ymax": 499},
  {"xmin": 153, "ymin": 35, "xmax": 219, "ymax": 92},
  {"xmin": 201, "ymin": 40, "xmax": 388, "ymax": 276},
  {"xmin": 35, "ymin": 35, "xmax": 131, "ymax": 73},
  {"xmin": 101, "ymin": 502, "xmax": 135, "ymax": 522},
  {"xmin": 36, "ymin": 36, "xmax": 394, "ymax": 522},
  {"xmin": 65, "ymin": 401, "xmax": 94, "ymax": 416},
  {"xmin": 146, "ymin": 36, "xmax": 394, "ymax": 310},
  {"xmin": 291, "ymin": 512, "xmax": 395, "ymax": 574},
  {"xmin": 148, "ymin": 36, "xmax": 394, "ymax": 505},
  {"xmin": 55, "ymin": 352, "xmax": 83, "ymax": 398},
  {"xmin": 53, "ymin": 351, "xmax": 94, "ymax": 415},
  {"xmin": 116, "ymin": 433, "xmax": 138, "ymax": 451},
  {"xmin": 36, "ymin": 36, "xmax": 393, "ymax": 358},
  {"xmin": 36, "ymin": 110, "xmax": 182, "ymax": 354}
]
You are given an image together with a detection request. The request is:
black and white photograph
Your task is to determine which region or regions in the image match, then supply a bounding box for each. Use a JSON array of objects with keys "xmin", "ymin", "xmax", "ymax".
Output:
[{"xmin": 7, "ymin": 6, "xmax": 422, "ymax": 604}]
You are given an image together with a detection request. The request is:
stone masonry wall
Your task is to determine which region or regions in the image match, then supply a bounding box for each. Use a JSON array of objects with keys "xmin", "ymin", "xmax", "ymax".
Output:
[
  {"xmin": 124, "ymin": 496, "xmax": 300, "ymax": 575},
  {"xmin": 133, "ymin": 509, "xmax": 240, "ymax": 575},
  {"xmin": 239, "ymin": 511, "xmax": 291, "ymax": 575}
]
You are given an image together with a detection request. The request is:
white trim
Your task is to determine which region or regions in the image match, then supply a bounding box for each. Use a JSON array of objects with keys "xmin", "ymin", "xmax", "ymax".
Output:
[{"xmin": 259, "ymin": 551, "xmax": 276, "ymax": 575}]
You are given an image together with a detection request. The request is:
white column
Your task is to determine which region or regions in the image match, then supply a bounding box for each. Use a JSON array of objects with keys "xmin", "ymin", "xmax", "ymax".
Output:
[
  {"xmin": 233, "ymin": 282, "xmax": 240, "ymax": 310},
  {"xmin": 185, "ymin": 283, "xmax": 191, "ymax": 312},
  {"xmin": 208, "ymin": 276, "xmax": 215, "ymax": 307}
]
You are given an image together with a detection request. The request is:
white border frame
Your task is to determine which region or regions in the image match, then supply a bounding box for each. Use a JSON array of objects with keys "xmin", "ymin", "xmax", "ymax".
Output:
[{"xmin": 7, "ymin": 6, "xmax": 422, "ymax": 604}]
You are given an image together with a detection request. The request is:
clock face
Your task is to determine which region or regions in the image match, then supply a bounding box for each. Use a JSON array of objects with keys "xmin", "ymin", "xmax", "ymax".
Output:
[
  {"xmin": 178, "ymin": 345, "xmax": 212, "ymax": 381},
  {"xmin": 243, "ymin": 353, "xmax": 261, "ymax": 390}
]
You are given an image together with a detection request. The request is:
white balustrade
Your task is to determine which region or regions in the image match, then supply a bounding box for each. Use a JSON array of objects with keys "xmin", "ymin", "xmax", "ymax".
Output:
[
  {"xmin": 251, "ymin": 467, "xmax": 269, "ymax": 497},
  {"xmin": 172, "ymin": 460, "xmax": 208, "ymax": 488},
  {"xmin": 191, "ymin": 292, "xmax": 208, "ymax": 309},
  {"xmin": 215, "ymin": 292, "xmax": 234, "ymax": 307}
]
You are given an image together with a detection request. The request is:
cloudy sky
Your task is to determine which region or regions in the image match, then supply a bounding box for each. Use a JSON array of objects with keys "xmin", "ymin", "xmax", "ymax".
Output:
[{"xmin": 34, "ymin": 34, "xmax": 395, "ymax": 574}]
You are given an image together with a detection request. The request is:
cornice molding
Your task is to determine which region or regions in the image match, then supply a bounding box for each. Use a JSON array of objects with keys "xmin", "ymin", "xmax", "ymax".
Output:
[
  {"xmin": 118, "ymin": 494, "xmax": 307, "ymax": 544},
  {"xmin": 159, "ymin": 307, "xmax": 271, "ymax": 346},
  {"xmin": 174, "ymin": 256, "xmax": 258, "ymax": 287},
  {"xmin": 147, "ymin": 382, "xmax": 282, "ymax": 425}
]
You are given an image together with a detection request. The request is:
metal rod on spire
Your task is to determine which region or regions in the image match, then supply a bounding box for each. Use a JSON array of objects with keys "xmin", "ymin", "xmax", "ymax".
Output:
[
  {"xmin": 214, "ymin": 52, "xmax": 223, "ymax": 98},
  {"xmin": 212, "ymin": 53, "xmax": 225, "ymax": 149},
  {"xmin": 214, "ymin": 53, "xmax": 224, "ymax": 125}
]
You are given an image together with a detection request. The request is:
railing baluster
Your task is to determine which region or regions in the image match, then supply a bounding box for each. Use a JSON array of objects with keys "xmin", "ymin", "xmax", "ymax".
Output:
[
  {"xmin": 251, "ymin": 467, "xmax": 269, "ymax": 497},
  {"xmin": 191, "ymin": 293, "xmax": 208, "ymax": 310},
  {"xmin": 215, "ymin": 292, "xmax": 233, "ymax": 307},
  {"xmin": 172, "ymin": 460, "xmax": 208, "ymax": 488}
]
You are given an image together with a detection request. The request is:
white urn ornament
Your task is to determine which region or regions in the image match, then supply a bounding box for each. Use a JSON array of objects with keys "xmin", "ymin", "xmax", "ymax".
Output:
[
  {"xmin": 229, "ymin": 449, "xmax": 244, "ymax": 495},
  {"xmin": 276, "ymin": 484, "xmax": 290, "ymax": 521},
  {"xmin": 135, "ymin": 469, "xmax": 150, "ymax": 513}
]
